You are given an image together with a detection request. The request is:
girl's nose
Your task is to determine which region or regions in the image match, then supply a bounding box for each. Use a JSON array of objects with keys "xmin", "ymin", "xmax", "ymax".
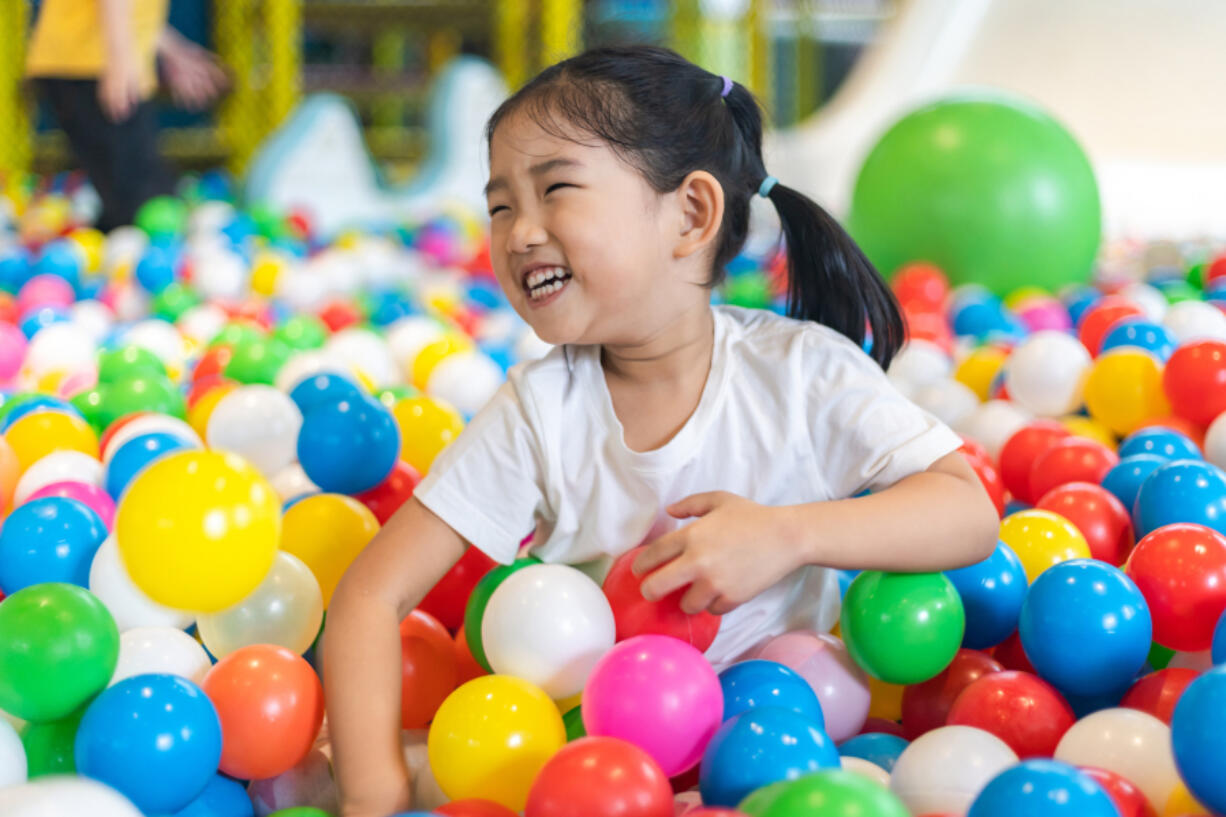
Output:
[{"xmin": 508, "ymin": 214, "xmax": 548, "ymax": 254}]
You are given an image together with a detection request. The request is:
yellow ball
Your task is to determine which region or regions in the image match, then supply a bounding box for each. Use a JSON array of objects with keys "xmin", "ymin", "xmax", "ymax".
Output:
[
  {"xmin": 428, "ymin": 676, "xmax": 566, "ymax": 810},
  {"xmin": 999, "ymin": 509, "xmax": 1091, "ymax": 583},
  {"xmin": 955, "ymin": 347, "xmax": 1008, "ymax": 402},
  {"xmin": 1003, "ymin": 286, "xmax": 1051, "ymax": 311},
  {"xmin": 1060, "ymin": 415, "xmax": 1118, "ymax": 451},
  {"xmin": 1084, "ymin": 349, "xmax": 1171, "ymax": 436},
  {"xmin": 393, "ymin": 395, "xmax": 464, "ymax": 474},
  {"xmin": 188, "ymin": 382, "xmax": 239, "ymax": 438},
  {"xmin": 867, "ymin": 675, "xmax": 904, "ymax": 722},
  {"xmin": 250, "ymin": 251, "xmax": 287, "ymax": 297},
  {"xmin": 1164, "ymin": 781, "xmax": 1210, "ymax": 816},
  {"xmin": 115, "ymin": 450, "xmax": 281, "ymax": 612},
  {"xmin": 280, "ymin": 493, "xmax": 379, "ymax": 607},
  {"xmin": 68, "ymin": 227, "xmax": 105, "ymax": 272},
  {"xmin": 4, "ymin": 410, "xmax": 99, "ymax": 472},
  {"xmin": 410, "ymin": 335, "xmax": 472, "ymax": 391}
]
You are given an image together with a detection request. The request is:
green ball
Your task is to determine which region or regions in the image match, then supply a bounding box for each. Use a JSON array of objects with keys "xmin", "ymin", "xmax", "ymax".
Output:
[
  {"xmin": 209, "ymin": 322, "xmax": 265, "ymax": 349},
  {"xmin": 462, "ymin": 555, "xmax": 543, "ymax": 673},
  {"xmin": 724, "ymin": 273, "xmax": 774, "ymax": 309},
  {"xmin": 97, "ymin": 346, "xmax": 167, "ymax": 384},
  {"xmin": 0, "ymin": 392, "xmax": 42, "ymax": 427},
  {"xmin": 273, "ymin": 315, "xmax": 329, "ymax": 351},
  {"xmin": 1155, "ymin": 279, "xmax": 1201, "ymax": 305},
  {"xmin": 248, "ymin": 201, "xmax": 288, "ymax": 240},
  {"xmin": 268, "ymin": 809, "xmax": 333, "ymax": 817},
  {"xmin": 0, "ymin": 583, "xmax": 119, "ymax": 722},
  {"xmin": 99, "ymin": 373, "xmax": 187, "ymax": 428},
  {"xmin": 839, "ymin": 571, "xmax": 965, "ymax": 685},
  {"xmin": 152, "ymin": 282, "xmax": 202, "ymax": 321},
  {"xmin": 1148, "ymin": 641, "xmax": 1176, "ymax": 671},
  {"xmin": 21, "ymin": 706, "xmax": 85, "ymax": 777},
  {"xmin": 1187, "ymin": 262, "xmax": 1207, "ymax": 290},
  {"xmin": 849, "ymin": 94, "xmax": 1101, "ymax": 296},
  {"xmin": 225, "ymin": 336, "xmax": 292, "ymax": 385},
  {"xmin": 739, "ymin": 770, "xmax": 910, "ymax": 817},
  {"xmin": 135, "ymin": 195, "xmax": 187, "ymax": 239},
  {"xmin": 69, "ymin": 386, "xmax": 108, "ymax": 432},
  {"xmin": 563, "ymin": 705, "xmax": 586, "ymax": 742}
]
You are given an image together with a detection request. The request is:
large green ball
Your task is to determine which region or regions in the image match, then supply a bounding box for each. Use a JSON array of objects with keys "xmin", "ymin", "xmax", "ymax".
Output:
[
  {"xmin": 848, "ymin": 94, "xmax": 1101, "ymax": 295},
  {"xmin": 21, "ymin": 706, "xmax": 85, "ymax": 777},
  {"xmin": 224, "ymin": 336, "xmax": 292, "ymax": 385},
  {"xmin": 135, "ymin": 195, "xmax": 187, "ymax": 239},
  {"xmin": 98, "ymin": 373, "xmax": 187, "ymax": 428},
  {"xmin": 274, "ymin": 315, "xmax": 329, "ymax": 351},
  {"xmin": 97, "ymin": 346, "xmax": 167, "ymax": 384},
  {"xmin": 840, "ymin": 571, "xmax": 965, "ymax": 685},
  {"xmin": 0, "ymin": 584, "xmax": 119, "ymax": 722},
  {"xmin": 740, "ymin": 770, "xmax": 910, "ymax": 817}
]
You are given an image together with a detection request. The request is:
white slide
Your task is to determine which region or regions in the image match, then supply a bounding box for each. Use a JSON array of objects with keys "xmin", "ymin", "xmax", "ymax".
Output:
[{"xmin": 766, "ymin": 0, "xmax": 1226, "ymax": 239}]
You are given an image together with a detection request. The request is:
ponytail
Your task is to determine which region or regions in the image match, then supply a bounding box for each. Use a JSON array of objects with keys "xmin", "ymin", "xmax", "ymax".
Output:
[{"xmin": 763, "ymin": 182, "xmax": 904, "ymax": 369}]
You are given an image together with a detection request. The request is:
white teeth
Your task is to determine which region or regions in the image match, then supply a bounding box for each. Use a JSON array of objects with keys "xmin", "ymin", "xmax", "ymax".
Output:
[
  {"xmin": 525, "ymin": 266, "xmax": 567, "ymax": 288},
  {"xmin": 529, "ymin": 276, "xmax": 568, "ymax": 301}
]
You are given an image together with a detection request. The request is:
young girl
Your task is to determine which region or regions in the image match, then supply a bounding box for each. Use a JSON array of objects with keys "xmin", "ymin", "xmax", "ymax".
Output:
[{"xmin": 323, "ymin": 45, "xmax": 1000, "ymax": 816}]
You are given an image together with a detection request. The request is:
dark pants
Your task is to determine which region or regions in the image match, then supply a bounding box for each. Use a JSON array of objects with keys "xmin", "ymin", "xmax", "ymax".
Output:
[{"xmin": 35, "ymin": 78, "xmax": 177, "ymax": 232}]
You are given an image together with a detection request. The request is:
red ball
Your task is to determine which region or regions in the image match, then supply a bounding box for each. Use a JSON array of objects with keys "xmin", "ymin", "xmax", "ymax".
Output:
[
  {"xmin": 901, "ymin": 649, "xmax": 1003, "ymax": 739},
  {"xmin": 960, "ymin": 436, "xmax": 992, "ymax": 464},
  {"xmin": 670, "ymin": 764, "xmax": 701, "ymax": 794},
  {"xmin": 1000, "ymin": 421, "xmax": 1071, "ymax": 504},
  {"xmin": 1035, "ymin": 482, "xmax": 1134, "ymax": 566},
  {"xmin": 892, "ymin": 263, "xmax": 949, "ymax": 311},
  {"xmin": 1207, "ymin": 254, "xmax": 1226, "ymax": 285},
  {"xmin": 1163, "ymin": 341, "xmax": 1226, "ymax": 427},
  {"xmin": 418, "ymin": 545, "xmax": 498, "ymax": 632},
  {"xmin": 685, "ymin": 811, "xmax": 750, "ymax": 816},
  {"xmin": 399, "ymin": 610, "xmax": 458, "ymax": 729},
  {"xmin": 98, "ymin": 411, "xmax": 150, "ymax": 458},
  {"xmin": 317, "ymin": 299, "xmax": 362, "ymax": 332},
  {"xmin": 525, "ymin": 736, "xmax": 674, "ymax": 817},
  {"xmin": 1079, "ymin": 767, "xmax": 1157, "ymax": 817},
  {"xmin": 1029, "ymin": 438, "xmax": 1119, "ymax": 502},
  {"xmin": 1125, "ymin": 523, "xmax": 1226, "ymax": 651},
  {"xmin": 991, "ymin": 631, "xmax": 1036, "ymax": 674},
  {"xmin": 1120, "ymin": 668, "xmax": 1199, "ymax": 725},
  {"xmin": 435, "ymin": 800, "xmax": 518, "ymax": 817},
  {"xmin": 0, "ymin": 293, "xmax": 17, "ymax": 325},
  {"xmin": 353, "ymin": 460, "xmax": 422, "ymax": 524},
  {"xmin": 192, "ymin": 344, "xmax": 234, "ymax": 383},
  {"xmin": 961, "ymin": 446, "xmax": 1006, "ymax": 519},
  {"xmin": 945, "ymin": 670, "xmax": 1075, "ymax": 758},
  {"xmin": 905, "ymin": 310, "xmax": 955, "ymax": 355},
  {"xmin": 1078, "ymin": 296, "xmax": 1145, "ymax": 356},
  {"xmin": 602, "ymin": 546, "xmax": 721, "ymax": 651}
]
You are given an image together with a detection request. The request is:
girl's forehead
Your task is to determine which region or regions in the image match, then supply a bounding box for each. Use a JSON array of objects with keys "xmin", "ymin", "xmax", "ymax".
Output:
[{"xmin": 490, "ymin": 109, "xmax": 607, "ymax": 168}]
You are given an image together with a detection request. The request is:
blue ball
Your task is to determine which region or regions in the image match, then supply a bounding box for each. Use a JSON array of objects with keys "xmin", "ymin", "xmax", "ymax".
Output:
[
  {"xmin": 0, "ymin": 396, "xmax": 82, "ymax": 431},
  {"xmin": 1133, "ymin": 459, "xmax": 1226, "ymax": 538},
  {"xmin": 1119, "ymin": 426, "xmax": 1201, "ymax": 461},
  {"xmin": 170, "ymin": 773, "xmax": 254, "ymax": 817},
  {"xmin": 297, "ymin": 395, "xmax": 400, "ymax": 494},
  {"xmin": 19, "ymin": 305, "xmax": 70, "ymax": 339},
  {"xmin": 289, "ymin": 373, "xmax": 364, "ymax": 415},
  {"xmin": 1099, "ymin": 319, "xmax": 1177, "ymax": 361},
  {"xmin": 952, "ymin": 296, "xmax": 1010, "ymax": 339},
  {"xmin": 1018, "ymin": 559, "xmax": 1151, "ymax": 696},
  {"xmin": 944, "ymin": 540, "xmax": 1028, "ymax": 649},
  {"xmin": 698, "ymin": 707, "xmax": 839, "ymax": 807},
  {"xmin": 368, "ymin": 290, "xmax": 414, "ymax": 326},
  {"xmin": 1003, "ymin": 499, "xmax": 1032, "ymax": 516},
  {"xmin": 719, "ymin": 660, "xmax": 824, "ymax": 726},
  {"xmin": 1062, "ymin": 680, "xmax": 1133, "ymax": 719},
  {"xmin": 1213, "ymin": 609, "xmax": 1226, "ymax": 666},
  {"xmin": 135, "ymin": 243, "xmax": 179, "ymax": 294},
  {"xmin": 968, "ymin": 759, "xmax": 1120, "ymax": 817},
  {"xmin": 1064, "ymin": 287, "xmax": 1101, "ymax": 326},
  {"xmin": 0, "ymin": 247, "xmax": 30, "ymax": 293},
  {"xmin": 0, "ymin": 497, "xmax": 107, "ymax": 593},
  {"xmin": 1102, "ymin": 454, "xmax": 1166, "ymax": 513},
  {"xmin": 75, "ymin": 673, "xmax": 223, "ymax": 814},
  {"xmin": 1172, "ymin": 665, "xmax": 1226, "ymax": 815},
  {"xmin": 106, "ymin": 432, "xmax": 196, "ymax": 499},
  {"xmin": 837, "ymin": 732, "xmax": 909, "ymax": 772},
  {"xmin": 34, "ymin": 240, "xmax": 83, "ymax": 292}
]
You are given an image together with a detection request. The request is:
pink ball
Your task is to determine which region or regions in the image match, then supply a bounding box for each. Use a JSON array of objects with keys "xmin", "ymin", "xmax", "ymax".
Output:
[
  {"xmin": 1018, "ymin": 301, "xmax": 1073, "ymax": 333},
  {"xmin": 0, "ymin": 322, "xmax": 26, "ymax": 381},
  {"xmin": 17, "ymin": 274, "xmax": 76, "ymax": 314},
  {"xmin": 746, "ymin": 631, "xmax": 871, "ymax": 742},
  {"xmin": 582, "ymin": 635, "xmax": 723, "ymax": 777},
  {"xmin": 26, "ymin": 480, "xmax": 117, "ymax": 530}
]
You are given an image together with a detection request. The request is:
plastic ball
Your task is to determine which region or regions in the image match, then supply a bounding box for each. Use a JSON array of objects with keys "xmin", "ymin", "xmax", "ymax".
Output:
[
  {"xmin": 943, "ymin": 541, "xmax": 1027, "ymax": 648},
  {"xmin": 838, "ymin": 731, "xmax": 909, "ymax": 772},
  {"xmin": 88, "ymin": 536, "xmax": 193, "ymax": 632},
  {"xmin": 3, "ymin": 409, "xmax": 98, "ymax": 472},
  {"xmin": 998, "ymin": 509, "xmax": 1091, "ymax": 582},
  {"xmin": 0, "ymin": 775, "xmax": 145, "ymax": 816},
  {"xmin": 1132, "ymin": 460, "xmax": 1226, "ymax": 539},
  {"xmin": 74, "ymin": 674, "xmax": 221, "ymax": 814},
  {"xmin": 524, "ymin": 736, "xmax": 673, "ymax": 817},
  {"xmin": 225, "ymin": 336, "xmax": 292, "ymax": 386},
  {"xmin": 999, "ymin": 421, "xmax": 1070, "ymax": 504},
  {"xmin": 135, "ymin": 196, "xmax": 187, "ymax": 239},
  {"xmin": 115, "ymin": 451, "xmax": 280, "ymax": 613},
  {"xmin": 1164, "ymin": 300, "xmax": 1226, "ymax": 343},
  {"xmin": 1124, "ymin": 523, "xmax": 1226, "ymax": 651},
  {"xmin": 1079, "ymin": 297, "xmax": 1147, "ymax": 356},
  {"xmin": 428, "ymin": 676, "xmax": 566, "ymax": 811},
  {"xmin": 98, "ymin": 374, "xmax": 187, "ymax": 429},
  {"xmin": 418, "ymin": 544, "xmax": 496, "ymax": 631},
  {"xmin": 286, "ymin": 372, "xmax": 363, "ymax": 415},
  {"xmin": 1019, "ymin": 559, "xmax": 1151, "ymax": 696},
  {"xmin": 201, "ymin": 644, "xmax": 324, "ymax": 781},
  {"xmin": 1035, "ymin": 482, "xmax": 1135, "ymax": 565},
  {"xmin": 1003, "ymin": 331, "xmax": 1090, "ymax": 416},
  {"xmin": 582, "ymin": 635, "xmax": 723, "ymax": 777},
  {"xmin": 1163, "ymin": 340, "xmax": 1226, "ymax": 426},
  {"xmin": 719, "ymin": 660, "xmax": 824, "ymax": 726},
  {"xmin": 425, "ymin": 350, "xmax": 503, "ymax": 417},
  {"xmin": 463, "ymin": 556, "xmax": 542, "ymax": 672},
  {"xmin": 167, "ymin": 774, "xmax": 254, "ymax": 817},
  {"xmin": 1084, "ymin": 349, "xmax": 1171, "ymax": 436},
  {"xmin": 602, "ymin": 545, "xmax": 721, "ymax": 651},
  {"xmin": 14, "ymin": 450, "xmax": 104, "ymax": 506},
  {"xmin": 105, "ymin": 431, "xmax": 195, "ymax": 500},
  {"xmin": 747, "ymin": 632, "xmax": 870, "ymax": 743},
  {"xmin": 111, "ymin": 626, "xmax": 211, "ymax": 687},
  {"xmin": 737, "ymin": 769, "xmax": 910, "ymax": 817},
  {"xmin": 393, "ymin": 395, "xmax": 465, "ymax": 474},
  {"xmin": 0, "ymin": 496, "xmax": 107, "ymax": 592},
  {"xmin": 1101, "ymin": 319, "xmax": 1177, "ymax": 361},
  {"xmin": 0, "ymin": 583, "xmax": 119, "ymax": 722},
  {"xmin": 274, "ymin": 315, "xmax": 329, "ymax": 351},
  {"xmin": 967, "ymin": 759, "xmax": 1122, "ymax": 817},
  {"xmin": 945, "ymin": 670, "xmax": 1075, "ymax": 757},
  {"xmin": 1102, "ymin": 454, "xmax": 1167, "ymax": 514},
  {"xmin": 900, "ymin": 649, "xmax": 1002, "ymax": 739},
  {"xmin": 134, "ymin": 244, "xmax": 178, "ymax": 294},
  {"xmin": 399, "ymin": 610, "xmax": 458, "ymax": 730},
  {"xmin": 353, "ymin": 460, "xmax": 422, "ymax": 524},
  {"xmin": 1055, "ymin": 707, "xmax": 1179, "ymax": 811},
  {"xmin": 279, "ymin": 493, "xmax": 379, "ymax": 607},
  {"xmin": 888, "ymin": 725, "xmax": 1018, "ymax": 816},
  {"xmin": 1028, "ymin": 437, "xmax": 1118, "ymax": 502},
  {"xmin": 206, "ymin": 385, "xmax": 303, "ymax": 477},
  {"xmin": 197, "ymin": 551, "xmax": 323, "ymax": 659},
  {"xmin": 1120, "ymin": 667, "xmax": 1199, "ymax": 725},
  {"xmin": 297, "ymin": 394, "xmax": 400, "ymax": 494},
  {"xmin": 101, "ymin": 413, "xmax": 200, "ymax": 463},
  {"xmin": 1171, "ymin": 665, "xmax": 1226, "ymax": 814}
]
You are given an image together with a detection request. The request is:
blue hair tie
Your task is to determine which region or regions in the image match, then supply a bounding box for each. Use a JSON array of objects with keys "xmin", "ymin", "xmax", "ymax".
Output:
[
  {"xmin": 758, "ymin": 175, "xmax": 778, "ymax": 198},
  {"xmin": 720, "ymin": 76, "xmax": 733, "ymax": 98}
]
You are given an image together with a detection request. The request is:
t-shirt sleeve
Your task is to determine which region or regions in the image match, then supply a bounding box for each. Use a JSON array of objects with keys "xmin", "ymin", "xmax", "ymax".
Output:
[
  {"xmin": 412, "ymin": 378, "xmax": 547, "ymax": 564},
  {"xmin": 808, "ymin": 333, "xmax": 963, "ymax": 499}
]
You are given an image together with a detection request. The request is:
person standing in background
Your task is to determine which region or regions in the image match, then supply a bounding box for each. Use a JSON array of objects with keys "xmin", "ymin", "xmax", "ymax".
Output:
[{"xmin": 25, "ymin": 0, "xmax": 230, "ymax": 231}]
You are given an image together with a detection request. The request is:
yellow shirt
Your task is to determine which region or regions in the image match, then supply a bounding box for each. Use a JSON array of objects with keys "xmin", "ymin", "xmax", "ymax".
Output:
[{"xmin": 26, "ymin": 0, "xmax": 168, "ymax": 97}]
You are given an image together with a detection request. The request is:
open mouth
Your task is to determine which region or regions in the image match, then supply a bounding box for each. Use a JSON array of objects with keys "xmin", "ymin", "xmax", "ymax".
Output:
[{"xmin": 523, "ymin": 266, "xmax": 574, "ymax": 302}]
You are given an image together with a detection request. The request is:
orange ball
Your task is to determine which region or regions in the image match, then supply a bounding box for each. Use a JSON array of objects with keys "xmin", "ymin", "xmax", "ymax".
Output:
[
  {"xmin": 400, "ymin": 610, "xmax": 459, "ymax": 730},
  {"xmin": 0, "ymin": 436, "xmax": 18, "ymax": 512}
]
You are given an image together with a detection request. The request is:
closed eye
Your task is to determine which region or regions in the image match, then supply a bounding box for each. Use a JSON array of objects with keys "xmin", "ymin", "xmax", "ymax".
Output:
[
  {"xmin": 545, "ymin": 183, "xmax": 574, "ymax": 194},
  {"xmin": 488, "ymin": 204, "xmax": 508, "ymax": 216}
]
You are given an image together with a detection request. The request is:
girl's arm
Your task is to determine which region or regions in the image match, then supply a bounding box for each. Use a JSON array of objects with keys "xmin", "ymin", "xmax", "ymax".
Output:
[
  {"xmin": 324, "ymin": 495, "xmax": 468, "ymax": 817},
  {"xmin": 98, "ymin": 0, "xmax": 141, "ymax": 121},
  {"xmin": 635, "ymin": 452, "xmax": 1000, "ymax": 615}
]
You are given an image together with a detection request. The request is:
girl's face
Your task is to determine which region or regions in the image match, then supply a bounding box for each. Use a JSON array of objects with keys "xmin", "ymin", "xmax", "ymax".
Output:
[{"xmin": 485, "ymin": 110, "xmax": 700, "ymax": 347}]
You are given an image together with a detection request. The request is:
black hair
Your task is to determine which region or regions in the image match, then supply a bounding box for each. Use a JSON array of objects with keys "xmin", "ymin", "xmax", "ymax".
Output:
[{"xmin": 485, "ymin": 45, "xmax": 904, "ymax": 368}]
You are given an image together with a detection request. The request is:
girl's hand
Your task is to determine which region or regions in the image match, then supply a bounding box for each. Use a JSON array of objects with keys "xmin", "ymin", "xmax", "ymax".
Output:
[
  {"xmin": 632, "ymin": 492, "xmax": 804, "ymax": 616},
  {"xmin": 98, "ymin": 56, "xmax": 143, "ymax": 122}
]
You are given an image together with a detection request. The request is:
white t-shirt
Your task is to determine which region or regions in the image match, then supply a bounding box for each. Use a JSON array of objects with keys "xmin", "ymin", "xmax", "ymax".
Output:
[{"xmin": 414, "ymin": 305, "xmax": 963, "ymax": 667}]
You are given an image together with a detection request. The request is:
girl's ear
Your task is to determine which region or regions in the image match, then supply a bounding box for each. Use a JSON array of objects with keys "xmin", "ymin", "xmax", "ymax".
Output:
[{"xmin": 672, "ymin": 170, "xmax": 725, "ymax": 261}]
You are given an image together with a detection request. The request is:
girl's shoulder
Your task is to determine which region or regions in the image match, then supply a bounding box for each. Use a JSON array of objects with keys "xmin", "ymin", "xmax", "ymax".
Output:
[{"xmin": 716, "ymin": 304, "xmax": 873, "ymax": 368}]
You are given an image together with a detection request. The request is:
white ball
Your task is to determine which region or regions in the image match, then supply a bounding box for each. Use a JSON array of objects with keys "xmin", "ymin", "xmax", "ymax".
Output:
[
  {"xmin": 840, "ymin": 755, "xmax": 890, "ymax": 787},
  {"xmin": 109, "ymin": 282, "xmax": 152, "ymax": 324},
  {"xmin": 473, "ymin": 308, "xmax": 522, "ymax": 347},
  {"xmin": 1054, "ymin": 707, "xmax": 1178, "ymax": 811},
  {"xmin": 0, "ymin": 717, "xmax": 26, "ymax": 787},
  {"xmin": 1165, "ymin": 300, "xmax": 1226, "ymax": 343},
  {"xmin": 102, "ymin": 415, "xmax": 201, "ymax": 464},
  {"xmin": 1118, "ymin": 283, "xmax": 1168, "ymax": 323},
  {"xmin": 887, "ymin": 340, "xmax": 952, "ymax": 399},
  {"xmin": 192, "ymin": 247, "xmax": 247, "ymax": 302},
  {"xmin": 913, "ymin": 379, "xmax": 980, "ymax": 428},
  {"xmin": 278, "ymin": 267, "xmax": 332, "ymax": 313},
  {"xmin": 15, "ymin": 451, "xmax": 104, "ymax": 505},
  {"xmin": 482, "ymin": 563, "xmax": 616, "ymax": 699},
  {"xmin": 327, "ymin": 328, "xmax": 400, "ymax": 388},
  {"xmin": 955, "ymin": 399, "xmax": 1033, "ymax": 460},
  {"xmin": 69, "ymin": 300, "xmax": 115, "ymax": 343},
  {"xmin": 122, "ymin": 319, "xmax": 188, "ymax": 375},
  {"xmin": 274, "ymin": 349, "xmax": 353, "ymax": 394},
  {"xmin": 176, "ymin": 304, "xmax": 229, "ymax": 347},
  {"xmin": 102, "ymin": 226, "xmax": 148, "ymax": 273},
  {"xmin": 187, "ymin": 201, "xmax": 236, "ymax": 237},
  {"xmin": 1206, "ymin": 412, "xmax": 1226, "ymax": 471},
  {"xmin": 1004, "ymin": 330, "xmax": 1091, "ymax": 417},
  {"xmin": 271, "ymin": 463, "xmax": 321, "ymax": 503},
  {"xmin": 386, "ymin": 316, "xmax": 447, "ymax": 371},
  {"xmin": 23, "ymin": 323, "xmax": 97, "ymax": 380},
  {"xmin": 207, "ymin": 385, "xmax": 303, "ymax": 477},
  {"xmin": 0, "ymin": 776, "xmax": 144, "ymax": 817},
  {"xmin": 426, "ymin": 351, "xmax": 503, "ymax": 417},
  {"xmin": 889, "ymin": 725, "xmax": 1018, "ymax": 816},
  {"xmin": 89, "ymin": 536, "xmax": 193, "ymax": 632},
  {"xmin": 110, "ymin": 626, "xmax": 211, "ymax": 687}
]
